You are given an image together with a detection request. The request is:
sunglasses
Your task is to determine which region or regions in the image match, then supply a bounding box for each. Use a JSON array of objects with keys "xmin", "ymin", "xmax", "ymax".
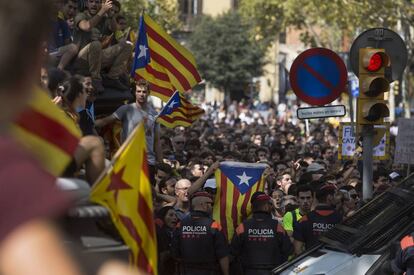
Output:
[{"xmin": 350, "ymin": 194, "xmax": 359, "ymax": 199}]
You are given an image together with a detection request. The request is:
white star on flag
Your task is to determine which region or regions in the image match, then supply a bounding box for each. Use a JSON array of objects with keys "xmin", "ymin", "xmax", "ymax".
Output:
[
  {"xmin": 168, "ymin": 100, "xmax": 178, "ymax": 110},
  {"xmin": 137, "ymin": 44, "xmax": 148, "ymax": 59},
  {"xmin": 237, "ymin": 172, "xmax": 252, "ymax": 187}
]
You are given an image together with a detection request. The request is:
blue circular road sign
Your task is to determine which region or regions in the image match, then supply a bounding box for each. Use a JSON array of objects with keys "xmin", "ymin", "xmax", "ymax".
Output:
[{"xmin": 289, "ymin": 48, "xmax": 347, "ymax": 106}]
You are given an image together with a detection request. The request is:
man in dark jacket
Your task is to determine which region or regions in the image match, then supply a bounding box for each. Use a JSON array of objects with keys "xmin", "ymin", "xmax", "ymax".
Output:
[
  {"xmin": 231, "ymin": 191, "xmax": 292, "ymax": 275},
  {"xmin": 293, "ymin": 184, "xmax": 342, "ymax": 255},
  {"xmin": 172, "ymin": 191, "xmax": 230, "ymax": 275}
]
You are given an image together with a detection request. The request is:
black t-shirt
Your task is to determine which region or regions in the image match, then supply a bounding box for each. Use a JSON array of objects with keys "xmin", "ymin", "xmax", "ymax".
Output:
[{"xmin": 78, "ymin": 109, "xmax": 95, "ymax": 136}]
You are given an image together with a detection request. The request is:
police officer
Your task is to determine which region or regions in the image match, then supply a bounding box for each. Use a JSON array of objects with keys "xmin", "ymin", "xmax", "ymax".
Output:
[
  {"xmin": 172, "ymin": 191, "xmax": 230, "ymax": 275},
  {"xmin": 293, "ymin": 184, "xmax": 342, "ymax": 255},
  {"xmin": 392, "ymin": 232, "xmax": 414, "ymax": 275},
  {"xmin": 231, "ymin": 192, "xmax": 292, "ymax": 275}
]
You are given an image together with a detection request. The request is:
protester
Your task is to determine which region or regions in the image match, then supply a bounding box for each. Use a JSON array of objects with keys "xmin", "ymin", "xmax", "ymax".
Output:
[
  {"xmin": 155, "ymin": 206, "xmax": 179, "ymax": 275},
  {"xmin": 95, "ymin": 79, "xmax": 162, "ymax": 183},
  {"xmin": 283, "ymin": 185, "xmax": 314, "ymax": 242},
  {"xmin": 174, "ymin": 179, "xmax": 192, "ymax": 220},
  {"xmin": 270, "ymin": 188, "xmax": 285, "ymax": 223},
  {"xmin": 292, "ymin": 184, "xmax": 342, "ymax": 255},
  {"xmin": 59, "ymin": 75, "xmax": 105, "ymax": 184},
  {"xmin": 73, "ymin": 0, "xmax": 132, "ymax": 92},
  {"xmin": 276, "ymin": 171, "xmax": 294, "ymax": 195},
  {"xmin": 0, "ymin": 0, "xmax": 85, "ymax": 274}
]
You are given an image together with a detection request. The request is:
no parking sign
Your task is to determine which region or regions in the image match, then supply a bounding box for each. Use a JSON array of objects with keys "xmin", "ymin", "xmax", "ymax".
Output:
[{"xmin": 289, "ymin": 48, "xmax": 347, "ymax": 106}]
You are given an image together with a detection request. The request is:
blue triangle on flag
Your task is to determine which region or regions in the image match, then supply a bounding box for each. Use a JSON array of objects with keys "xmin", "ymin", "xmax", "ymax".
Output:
[
  {"xmin": 220, "ymin": 164, "xmax": 265, "ymax": 194},
  {"xmin": 131, "ymin": 16, "xmax": 151, "ymax": 75},
  {"xmin": 159, "ymin": 92, "xmax": 182, "ymax": 116}
]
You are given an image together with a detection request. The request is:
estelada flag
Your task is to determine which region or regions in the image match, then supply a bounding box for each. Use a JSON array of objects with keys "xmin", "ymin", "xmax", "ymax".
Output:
[
  {"xmin": 213, "ymin": 161, "xmax": 268, "ymax": 241},
  {"xmin": 90, "ymin": 123, "xmax": 157, "ymax": 274},
  {"xmin": 131, "ymin": 14, "xmax": 202, "ymax": 102},
  {"xmin": 156, "ymin": 91, "xmax": 204, "ymax": 128},
  {"xmin": 11, "ymin": 87, "xmax": 81, "ymax": 176}
]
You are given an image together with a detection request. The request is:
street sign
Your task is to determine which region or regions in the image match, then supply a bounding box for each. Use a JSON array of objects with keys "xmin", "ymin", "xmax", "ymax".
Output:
[
  {"xmin": 297, "ymin": 105, "xmax": 346, "ymax": 119},
  {"xmin": 289, "ymin": 48, "xmax": 347, "ymax": 106},
  {"xmin": 348, "ymin": 73, "xmax": 359, "ymax": 97},
  {"xmin": 394, "ymin": 118, "xmax": 414, "ymax": 164},
  {"xmin": 349, "ymin": 28, "xmax": 407, "ymax": 81}
]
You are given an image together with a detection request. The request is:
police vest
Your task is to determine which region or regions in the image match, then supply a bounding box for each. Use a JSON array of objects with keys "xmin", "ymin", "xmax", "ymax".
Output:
[
  {"xmin": 238, "ymin": 213, "xmax": 286, "ymax": 268},
  {"xmin": 178, "ymin": 212, "xmax": 220, "ymax": 265},
  {"xmin": 307, "ymin": 207, "xmax": 341, "ymax": 237}
]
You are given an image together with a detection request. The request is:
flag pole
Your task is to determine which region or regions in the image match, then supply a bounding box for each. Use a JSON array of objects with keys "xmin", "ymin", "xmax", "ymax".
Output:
[{"xmin": 91, "ymin": 123, "xmax": 142, "ymax": 187}]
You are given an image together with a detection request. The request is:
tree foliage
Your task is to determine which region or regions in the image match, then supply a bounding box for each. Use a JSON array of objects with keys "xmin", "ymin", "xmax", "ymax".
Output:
[
  {"xmin": 188, "ymin": 12, "xmax": 266, "ymax": 100},
  {"xmin": 121, "ymin": 0, "xmax": 181, "ymax": 32},
  {"xmin": 239, "ymin": 0, "xmax": 414, "ymax": 51},
  {"xmin": 240, "ymin": 0, "xmax": 414, "ymax": 112}
]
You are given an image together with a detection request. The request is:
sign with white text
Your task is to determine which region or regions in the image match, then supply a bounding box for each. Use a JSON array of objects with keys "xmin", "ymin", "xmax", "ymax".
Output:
[
  {"xmin": 338, "ymin": 123, "xmax": 389, "ymax": 160},
  {"xmin": 297, "ymin": 105, "xmax": 346, "ymax": 119},
  {"xmin": 394, "ymin": 118, "xmax": 414, "ymax": 164}
]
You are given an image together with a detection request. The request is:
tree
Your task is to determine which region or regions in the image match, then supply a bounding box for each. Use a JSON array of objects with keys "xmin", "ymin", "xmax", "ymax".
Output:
[
  {"xmin": 240, "ymin": 0, "xmax": 414, "ymax": 115},
  {"xmin": 188, "ymin": 12, "xmax": 266, "ymax": 102},
  {"xmin": 121, "ymin": 0, "xmax": 181, "ymax": 33},
  {"xmin": 240, "ymin": 0, "xmax": 407, "ymax": 50}
]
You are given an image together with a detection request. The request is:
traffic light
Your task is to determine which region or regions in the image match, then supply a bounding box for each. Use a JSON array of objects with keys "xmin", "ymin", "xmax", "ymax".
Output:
[{"xmin": 357, "ymin": 48, "xmax": 390, "ymax": 125}]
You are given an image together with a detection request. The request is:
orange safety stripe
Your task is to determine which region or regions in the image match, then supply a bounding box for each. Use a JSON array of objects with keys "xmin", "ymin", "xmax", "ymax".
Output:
[
  {"xmin": 211, "ymin": 221, "xmax": 223, "ymax": 231},
  {"xmin": 400, "ymin": 235, "xmax": 414, "ymax": 250},
  {"xmin": 316, "ymin": 210, "xmax": 334, "ymax": 216}
]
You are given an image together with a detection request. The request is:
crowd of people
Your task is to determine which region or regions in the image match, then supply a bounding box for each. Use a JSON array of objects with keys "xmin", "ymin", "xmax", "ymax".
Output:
[
  {"xmin": 145, "ymin": 95, "xmax": 402, "ymax": 274},
  {"xmin": 2, "ymin": 0, "xmax": 411, "ymax": 274}
]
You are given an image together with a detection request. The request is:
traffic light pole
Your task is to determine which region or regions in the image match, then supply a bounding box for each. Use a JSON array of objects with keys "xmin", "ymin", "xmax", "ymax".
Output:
[{"xmin": 362, "ymin": 125, "xmax": 375, "ymax": 200}]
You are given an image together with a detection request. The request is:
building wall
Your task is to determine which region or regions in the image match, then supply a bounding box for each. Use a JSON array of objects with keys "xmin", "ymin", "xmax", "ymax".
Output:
[{"xmin": 202, "ymin": 0, "xmax": 232, "ymax": 16}]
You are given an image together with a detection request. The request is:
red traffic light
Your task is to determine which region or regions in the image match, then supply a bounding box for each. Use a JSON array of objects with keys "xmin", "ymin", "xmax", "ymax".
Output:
[{"xmin": 367, "ymin": 53, "xmax": 383, "ymax": 72}]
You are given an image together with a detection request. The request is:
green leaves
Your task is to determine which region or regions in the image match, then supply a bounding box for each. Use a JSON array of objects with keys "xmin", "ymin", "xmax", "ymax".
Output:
[
  {"xmin": 188, "ymin": 12, "xmax": 266, "ymax": 99},
  {"xmin": 121, "ymin": 0, "xmax": 181, "ymax": 32},
  {"xmin": 239, "ymin": 0, "xmax": 412, "ymax": 50}
]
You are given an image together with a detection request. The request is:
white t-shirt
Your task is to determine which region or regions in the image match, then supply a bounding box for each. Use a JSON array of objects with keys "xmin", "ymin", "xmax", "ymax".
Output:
[{"xmin": 113, "ymin": 103, "xmax": 159, "ymax": 165}]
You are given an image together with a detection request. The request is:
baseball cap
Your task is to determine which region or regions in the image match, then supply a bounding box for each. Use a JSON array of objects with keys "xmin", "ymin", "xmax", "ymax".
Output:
[
  {"xmin": 190, "ymin": 191, "xmax": 213, "ymax": 200},
  {"xmin": 306, "ymin": 162, "xmax": 326, "ymax": 173},
  {"xmin": 250, "ymin": 191, "xmax": 272, "ymax": 204}
]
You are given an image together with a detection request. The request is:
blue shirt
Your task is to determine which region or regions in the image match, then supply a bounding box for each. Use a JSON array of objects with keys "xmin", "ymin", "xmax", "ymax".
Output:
[{"xmin": 48, "ymin": 18, "xmax": 71, "ymax": 52}]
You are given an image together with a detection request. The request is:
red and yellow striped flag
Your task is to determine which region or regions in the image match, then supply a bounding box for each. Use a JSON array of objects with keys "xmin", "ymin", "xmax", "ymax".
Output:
[
  {"xmin": 156, "ymin": 91, "xmax": 204, "ymax": 128},
  {"xmin": 90, "ymin": 123, "xmax": 157, "ymax": 274},
  {"xmin": 131, "ymin": 14, "xmax": 202, "ymax": 102},
  {"xmin": 11, "ymin": 87, "xmax": 81, "ymax": 176},
  {"xmin": 212, "ymin": 161, "xmax": 268, "ymax": 241}
]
